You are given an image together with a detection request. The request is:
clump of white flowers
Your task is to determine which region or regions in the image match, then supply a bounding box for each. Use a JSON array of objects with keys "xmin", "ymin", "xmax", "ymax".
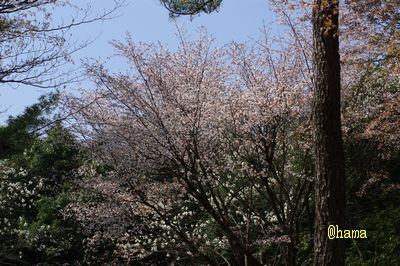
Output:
[{"xmin": 0, "ymin": 160, "xmax": 43, "ymax": 238}]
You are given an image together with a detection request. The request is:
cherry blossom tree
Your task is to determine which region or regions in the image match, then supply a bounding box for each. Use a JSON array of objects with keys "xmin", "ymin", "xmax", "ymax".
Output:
[{"xmin": 65, "ymin": 29, "xmax": 316, "ymax": 265}]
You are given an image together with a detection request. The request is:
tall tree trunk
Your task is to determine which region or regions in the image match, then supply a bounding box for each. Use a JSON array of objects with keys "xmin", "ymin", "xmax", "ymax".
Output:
[{"xmin": 312, "ymin": 0, "xmax": 346, "ymax": 265}]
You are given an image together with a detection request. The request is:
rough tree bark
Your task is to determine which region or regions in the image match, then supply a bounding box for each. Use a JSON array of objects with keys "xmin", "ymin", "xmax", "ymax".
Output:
[{"xmin": 312, "ymin": 0, "xmax": 346, "ymax": 265}]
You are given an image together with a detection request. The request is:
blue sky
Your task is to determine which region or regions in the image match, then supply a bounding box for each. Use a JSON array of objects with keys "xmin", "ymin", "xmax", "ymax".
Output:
[{"xmin": 0, "ymin": 0, "xmax": 276, "ymax": 124}]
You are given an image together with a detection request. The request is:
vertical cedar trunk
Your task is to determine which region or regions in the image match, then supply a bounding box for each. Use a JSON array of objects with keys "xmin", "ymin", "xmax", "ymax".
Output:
[{"xmin": 312, "ymin": 0, "xmax": 346, "ymax": 265}]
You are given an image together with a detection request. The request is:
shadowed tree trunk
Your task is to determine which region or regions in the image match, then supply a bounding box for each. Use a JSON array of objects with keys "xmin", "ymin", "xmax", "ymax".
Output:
[{"xmin": 312, "ymin": 0, "xmax": 346, "ymax": 265}]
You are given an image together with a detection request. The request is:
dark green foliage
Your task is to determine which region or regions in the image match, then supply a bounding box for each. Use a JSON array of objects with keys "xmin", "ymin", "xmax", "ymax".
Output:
[
  {"xmin": 0, "ymin": 93, "xmax": 58, "ymax": 159},
  {"xmin": 160, "ymin": 0, "xmax": 222, "ymax": 17},
  {"xmin": 25, "ymin": 124, "xmax": 82, "ymax": 194},
  {"xmin": 18, "ymin": 194, "xmax": 85, "ymax": 265},
  {"xmin": 345, "ymin": 139, "xmax": 400, "ymax": 265},
  {"xmin": 346, "ymin": 207, "xmax": 400, "ymax": 265},
  {"xmin": 0, "ymin": 95, "xmax": 86, "ymax": 265}
]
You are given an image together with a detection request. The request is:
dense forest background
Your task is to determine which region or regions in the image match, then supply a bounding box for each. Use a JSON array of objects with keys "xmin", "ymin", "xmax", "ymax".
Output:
[{"xmin": 0, "ymin": 0, "xmax": 399, "ymax": 265}]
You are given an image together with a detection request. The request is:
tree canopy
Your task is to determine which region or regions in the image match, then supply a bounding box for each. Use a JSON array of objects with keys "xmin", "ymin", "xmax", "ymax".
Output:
[{"xmin": 0, "ymin": 0, "xmax": 399, "ymax": 265}]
